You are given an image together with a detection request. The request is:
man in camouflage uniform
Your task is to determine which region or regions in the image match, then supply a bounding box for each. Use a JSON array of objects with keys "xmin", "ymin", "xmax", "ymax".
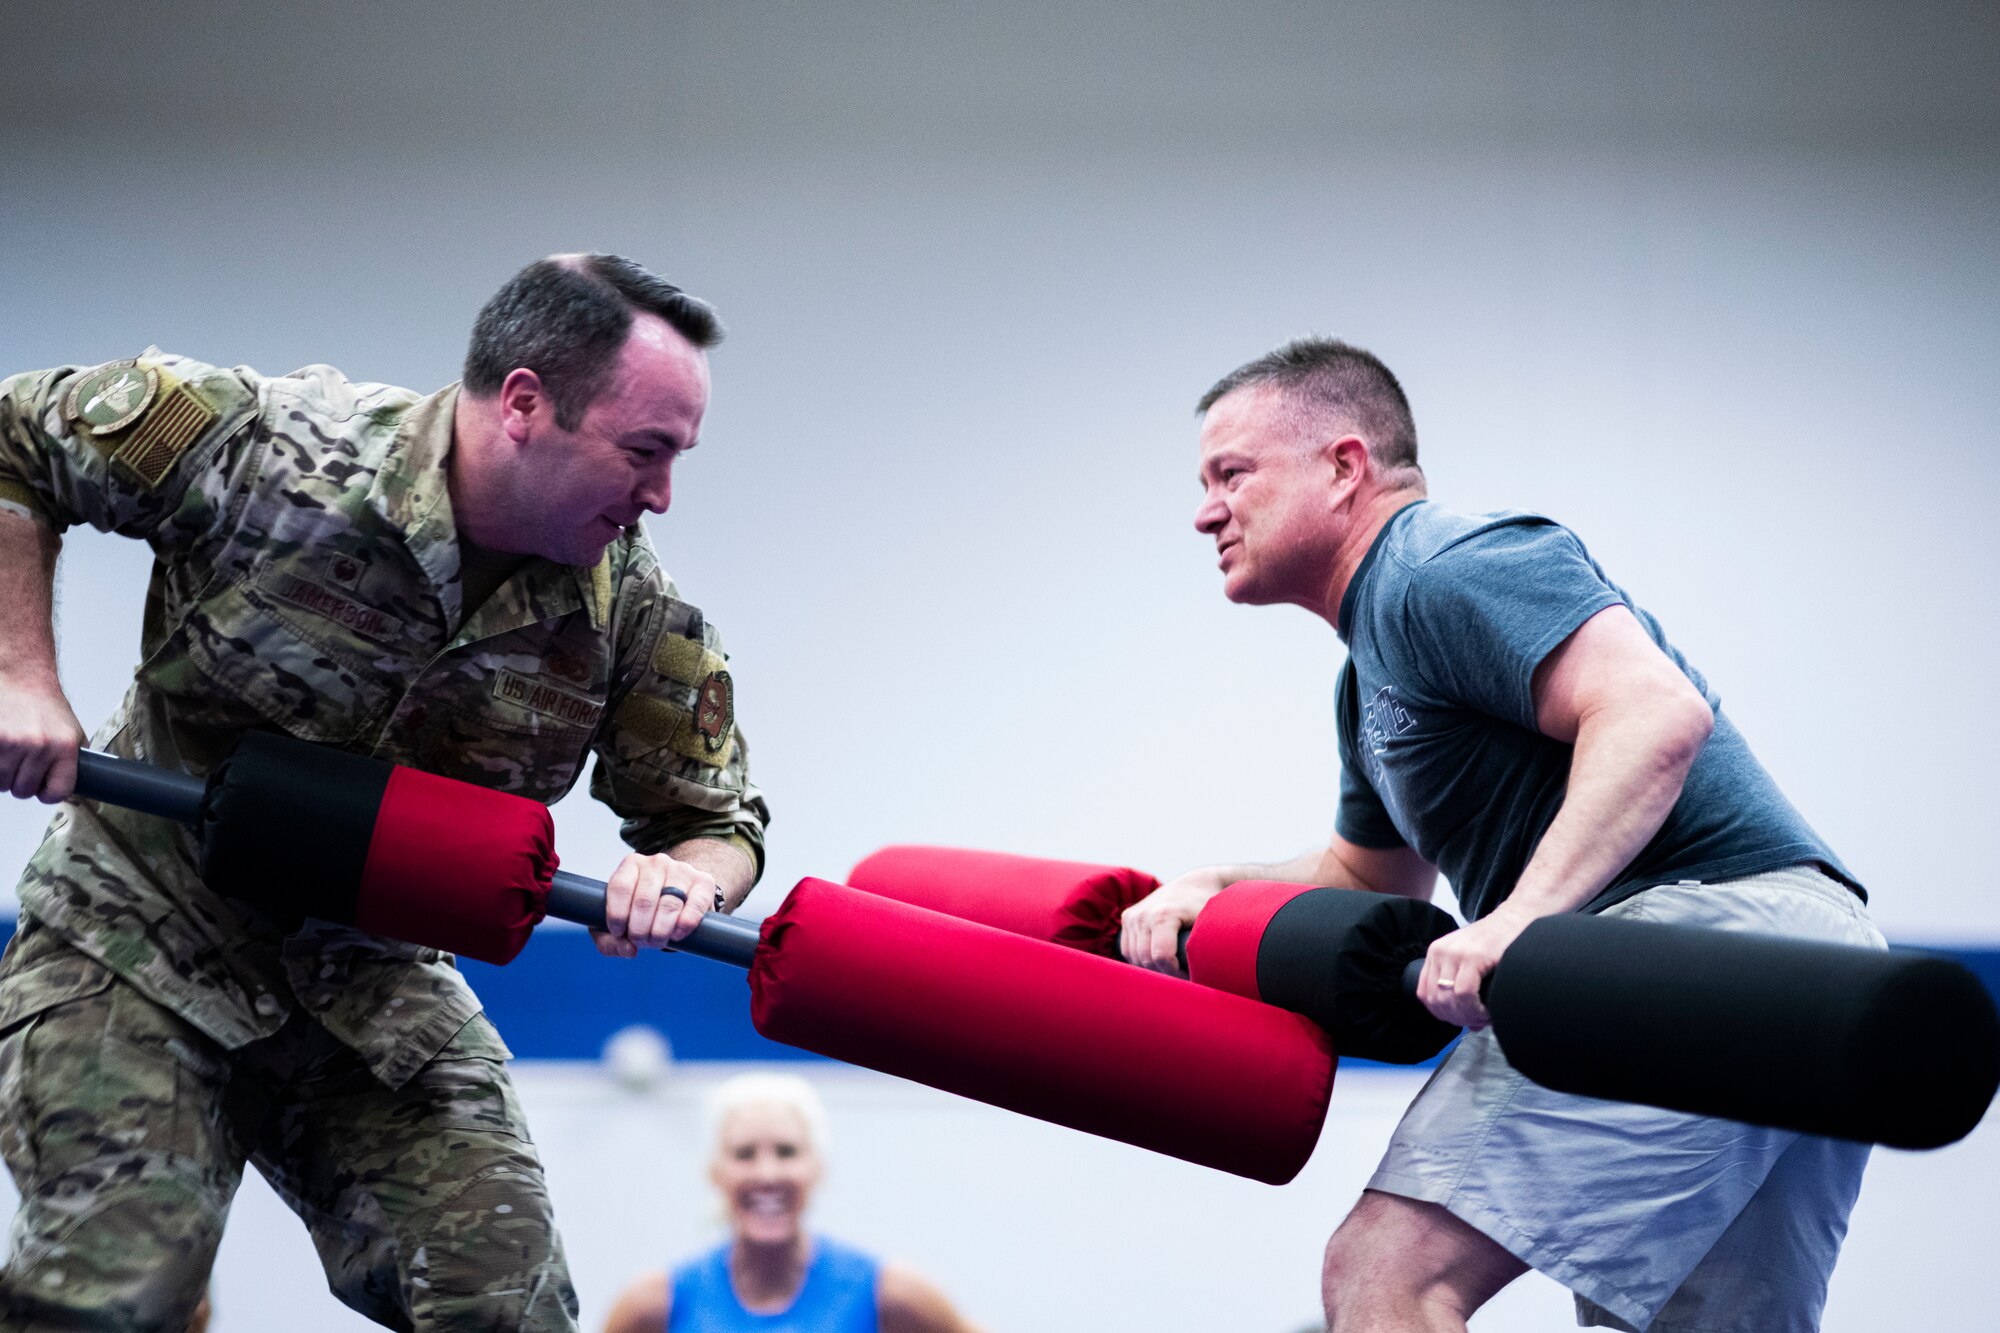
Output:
[{"xmin": 0, "ymin": 254, "xmax": 769, "ymax": 1330}]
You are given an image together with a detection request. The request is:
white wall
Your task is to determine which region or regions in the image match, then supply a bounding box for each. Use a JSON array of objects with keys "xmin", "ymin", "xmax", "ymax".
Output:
[
  {"xmin": 1, "ymin": 2, "xmax": 1996, "ymax": 1328},
  {"xmin": 3, "ymin": 1, "xmax": 1995, "ymax": 939}
]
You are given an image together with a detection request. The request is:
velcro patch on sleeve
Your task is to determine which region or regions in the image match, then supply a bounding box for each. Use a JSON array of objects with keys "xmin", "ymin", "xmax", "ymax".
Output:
[
  {"xmin": 616, "ymin": 693, "xmax": 683, "ymax": 749},
  {"xmin": 651, "ymin": 631, "xmax": 724, "ymax": 687},
  {"xmin": 111, "ymin": 378, "xmax": 218, "ymax": 489},
  {"xmin": 616, "ymin": 686, "xmax": 738, "ymax": 769},
  {"xmin": 588, "ymin": 552, "xmax": 614, "ymax": 628}
]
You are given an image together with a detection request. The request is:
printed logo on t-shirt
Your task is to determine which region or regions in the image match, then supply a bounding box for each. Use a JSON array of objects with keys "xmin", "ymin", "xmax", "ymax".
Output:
[{"xmin": 1361, "ymin": 685, "xmax": 1417, "ymax": 779}]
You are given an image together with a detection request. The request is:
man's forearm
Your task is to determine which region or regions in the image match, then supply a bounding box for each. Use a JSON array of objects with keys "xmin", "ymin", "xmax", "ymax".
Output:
[
  {"xmin": 1182, "ymin": 844, "xmax": 1431, "ymax": 901},
  {"xmin": 0, "ymin": 513, "xmax": 60, "ymax": 686},
  {"xmin": 667, "ymin": 836, "xmax": 758, "ymax": 911},
  {"xmin": 1214, "ymin": 849, "xmax": 1325, "ymax": 887},
  {"xmin": 1504, "ymin": 701, "xmax": 1710, "ymax": 918},
  {"xmin": 1171, "ymin": 848, "xmax": 1331, "ymax": 901}
]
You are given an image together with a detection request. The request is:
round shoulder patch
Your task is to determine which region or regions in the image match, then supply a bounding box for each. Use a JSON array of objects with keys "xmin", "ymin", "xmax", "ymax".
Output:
[{"xmin": 63, "ymin": 361, "xmax": 159, "ymax": 436}]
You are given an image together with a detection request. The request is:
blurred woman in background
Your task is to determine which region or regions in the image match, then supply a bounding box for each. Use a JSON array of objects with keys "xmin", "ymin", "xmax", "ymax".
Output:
[{"xmin": 604, "ymin": 1072, "xmax": 984, "ymax": 1333}]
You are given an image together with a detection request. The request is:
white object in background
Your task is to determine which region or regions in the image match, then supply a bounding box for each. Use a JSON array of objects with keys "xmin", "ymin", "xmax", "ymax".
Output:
[{"xmin": 600, "ymin": 1023, "xmax": 674, "ymax": 1092}]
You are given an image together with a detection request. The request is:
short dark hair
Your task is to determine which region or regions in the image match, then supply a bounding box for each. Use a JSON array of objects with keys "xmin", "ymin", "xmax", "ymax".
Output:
[
  {"xmin": 1197, "ymin": 337, "xmax": 1420, "ymax": 479},
  {"xmin": 463, "ymin": 254, "xmax": 724, "ymax": 429}
]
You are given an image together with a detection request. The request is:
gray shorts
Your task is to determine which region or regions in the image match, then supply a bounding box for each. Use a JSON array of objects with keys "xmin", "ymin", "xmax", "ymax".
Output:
[{"xmin": 1367, "ymin": 865, "xmax": 1884, "ymax": 1333}]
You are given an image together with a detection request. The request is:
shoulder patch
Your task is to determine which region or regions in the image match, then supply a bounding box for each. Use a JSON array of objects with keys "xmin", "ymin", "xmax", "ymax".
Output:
[
  {"xmin": 63, "ymin": 361, "xmax": 158, "ymax": 436},
  {"xmin": 693, "ymin": 669, "xmax": 734, "ymax": 745},
  {"xmin": 112, "ymin": 378, "xmax": 218, "ymax": 489}
]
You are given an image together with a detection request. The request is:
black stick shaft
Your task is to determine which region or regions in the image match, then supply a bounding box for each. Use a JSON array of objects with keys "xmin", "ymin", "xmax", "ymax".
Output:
[
  {"xmin": 74, "ymin": 749, "xmax": 205, "ymax": 823},
  {"xmin": 1400, "ymin": 956, "xmax": 1489, "ymax": 1003},
  {"xmin": 69, "ymin": 748, "xmax": 763, "ymax": 969}
]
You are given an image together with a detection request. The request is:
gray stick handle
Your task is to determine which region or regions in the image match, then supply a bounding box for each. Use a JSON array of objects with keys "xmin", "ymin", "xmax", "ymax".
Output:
[{"xmin": 547, "ymin": 869, "xmax": 762, "ymax": 968}]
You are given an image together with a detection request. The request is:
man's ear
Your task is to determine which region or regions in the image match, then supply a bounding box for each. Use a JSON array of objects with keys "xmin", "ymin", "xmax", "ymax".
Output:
[
  {"xmin": 497, "ymin": 368, "xmax": 547, "ymax": 444},
  {"xmin": 1326, "ymin": 434, "xmax": 1371, "ymax": 487}
]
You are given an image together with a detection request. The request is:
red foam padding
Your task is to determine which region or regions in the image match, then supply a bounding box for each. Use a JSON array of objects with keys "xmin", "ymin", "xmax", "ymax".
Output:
[
  {"xmin": 752, "ymin": 878, "xmax": 1336, "ymax": 1184},
  {"xmin": 355, "ymin": 766, "xmax": 558, "ymax": 965},
  {"xmin": 847, "ymin": 845, "xmax": 1159, "ymax": 955},
  {"xmin": 1186, "ymin": 880, "xmax": 1314, "ymax": 1002}
]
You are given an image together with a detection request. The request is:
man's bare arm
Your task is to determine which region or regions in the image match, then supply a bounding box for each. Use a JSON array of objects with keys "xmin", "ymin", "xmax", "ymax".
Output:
[
  {"xmin": 1311, "ymin": 838, "xmax": 1439, "ymax": 900},
  {"xmin": 0, "ymin": 513, "xmax": 84, "ymax": 801},
  {"xmin": 1416, "ymin": 605, "xmax": 1713, "ymax": 1027},
  {"xmin": 668, "ymin": 835, "xmax": 758, "ymax": 911},
  {"xmin": 1504, "ymin": 605, "xmax": 1713, "ymax": 917},
  {"xmin": 1120, "ymin": 836, "xmax": 1437, "ymax": 975}
]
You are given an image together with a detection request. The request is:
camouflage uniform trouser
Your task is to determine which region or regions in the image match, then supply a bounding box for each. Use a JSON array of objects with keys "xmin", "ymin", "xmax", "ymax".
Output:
[{"xmin": 0, "ymin": 916, "xmax": 579, "ymax": 1332}]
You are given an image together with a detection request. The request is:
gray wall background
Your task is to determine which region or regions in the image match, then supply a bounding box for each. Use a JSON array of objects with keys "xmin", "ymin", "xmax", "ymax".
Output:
[{"xmin": 2, "ymin": 3, "xmax": 1997, "ymax": 1328}]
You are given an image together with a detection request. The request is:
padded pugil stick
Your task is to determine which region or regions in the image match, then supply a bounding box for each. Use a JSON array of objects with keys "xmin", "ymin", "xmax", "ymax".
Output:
[
  {"xmin": 71, "ymin": 742, "xmax": 763, "ymax": 968},
  {"xmin": 358, "ymin": 766, "xmax": 551, "ymax": 959},
  {"xmin": 752, "ymin": 878, "xmax": 1338, "ymax": 1184},
  {"xmin": 847, "ymin": 845, "xmax": 1159, "ymax": 954},
  {"xmin": 1186, "ymin": 882, "xmax": 1460, "ymax": 1064},
  {"xmin": 1485, "ymin": 914, "xmax": 2000, "ymax": 1151},
  {"xmin": 1191, "ymin": 875, "xmax": 1998, "ymax": 1146},
  {"xmin": 200, "ymin": 732, "xmax": 554, "ymax": 965}
]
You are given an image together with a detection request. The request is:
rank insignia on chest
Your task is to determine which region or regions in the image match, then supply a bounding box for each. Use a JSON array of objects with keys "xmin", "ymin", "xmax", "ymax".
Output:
[
  {"xmin": 323, "ymin": 552, "xmax": 369, "ymax": 592},
  {"xmin": 544, "ymin": 646, "xmax": 592, "ymax": 687}
]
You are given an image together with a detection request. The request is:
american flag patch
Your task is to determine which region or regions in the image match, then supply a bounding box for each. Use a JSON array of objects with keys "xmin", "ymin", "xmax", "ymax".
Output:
[{"xmin": 114, "ymin": 382, "xmax": 218, "ymax": 489}]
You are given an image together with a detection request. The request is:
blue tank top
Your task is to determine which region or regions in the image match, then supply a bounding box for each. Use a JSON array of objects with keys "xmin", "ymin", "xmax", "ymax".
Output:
[{"xmin": 666, "ymin": 1236, "xmax": 879, "ymax": 1333}]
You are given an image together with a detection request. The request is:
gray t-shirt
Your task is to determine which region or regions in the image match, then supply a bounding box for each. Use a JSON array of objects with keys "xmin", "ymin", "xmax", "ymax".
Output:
[{"xmin": 1334, "ymin": 501, "xmax": 1858, "ymax": 922}]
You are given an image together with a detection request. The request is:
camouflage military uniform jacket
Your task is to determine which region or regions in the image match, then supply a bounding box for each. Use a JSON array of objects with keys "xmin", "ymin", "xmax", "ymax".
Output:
[{"xmin": 0, "ymin": 351, "xmax": 768, "ymax": 1087}]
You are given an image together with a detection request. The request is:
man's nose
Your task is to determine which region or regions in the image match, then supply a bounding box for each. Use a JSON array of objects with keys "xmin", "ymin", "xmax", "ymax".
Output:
[
  {"xmin": 1194, "ymin": 493, "xmax": 1227, "ymax": 535},
  {"xmin": 636, "ymin": 465, "xmax": 673, "ymax": 515}
]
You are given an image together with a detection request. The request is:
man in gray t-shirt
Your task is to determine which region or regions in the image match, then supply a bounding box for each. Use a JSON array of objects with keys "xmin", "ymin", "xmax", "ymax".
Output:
[
  {"xmin": 1334, "ymin": 502, "xmax": 1859, "ymax": 924},
  {"xmin": 1118, "ymin": 338, "xmax": 1880, "ymax": 1333}
]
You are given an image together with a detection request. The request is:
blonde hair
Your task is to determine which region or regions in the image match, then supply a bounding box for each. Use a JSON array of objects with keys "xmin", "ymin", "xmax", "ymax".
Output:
[{"xmin": 706, "ymin": 1071, "xmax": 830, "ymax": 1158}]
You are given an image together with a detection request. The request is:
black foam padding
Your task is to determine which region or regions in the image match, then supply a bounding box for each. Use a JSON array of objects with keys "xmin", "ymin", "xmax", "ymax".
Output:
[
  {"xmin": 198, "ymin": 731, "xmax": 392, "ymax": 925},
  {"xmin": 1487, "ymin": 914, "xmax": 2000, "ymax": 1150},
  {"xmin": 1257, "ymin": 888, "xmax": 1462, "ymax": 1064}
]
